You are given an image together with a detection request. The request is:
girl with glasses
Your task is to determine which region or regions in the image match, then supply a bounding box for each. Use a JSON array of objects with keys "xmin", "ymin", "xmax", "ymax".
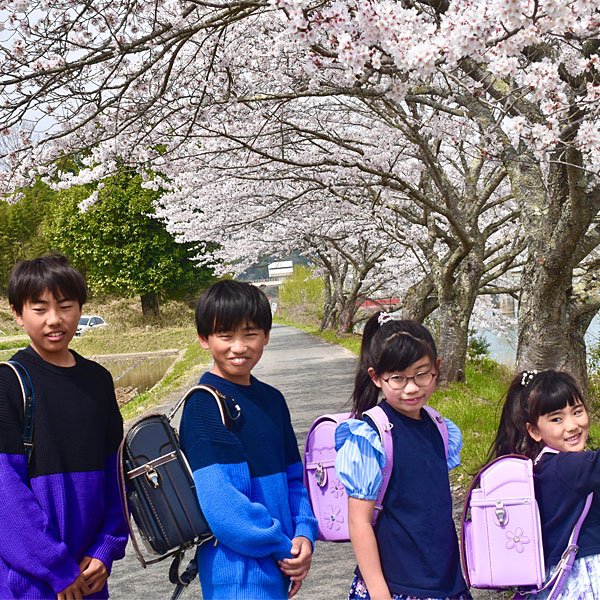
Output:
[{"xmin": 334, "ymin": 312, "xmax": 470, "ymax": 600}]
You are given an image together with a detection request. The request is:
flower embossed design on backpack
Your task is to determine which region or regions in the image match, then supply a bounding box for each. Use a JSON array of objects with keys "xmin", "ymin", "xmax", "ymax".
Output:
[
  {"xmin": 505, "ymin": 527, "xmax": 530, "ymax": 553},
  {"xmin": 326, "ymin": 505, "xmax": 344, "ymax": 531},
  {"xmin": 330, "ymin": 477, "xmax": 345, "ymax": 499}
]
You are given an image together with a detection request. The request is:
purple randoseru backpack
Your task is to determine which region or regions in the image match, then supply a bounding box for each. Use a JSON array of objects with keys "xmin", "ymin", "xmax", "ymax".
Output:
[
  {"xmin": 304, "ymin": 405, "xmax": 448, "ymax": 542},
  {"xmin": 461, "ymin": 452, "xmax": 593, "ymax": 598}
]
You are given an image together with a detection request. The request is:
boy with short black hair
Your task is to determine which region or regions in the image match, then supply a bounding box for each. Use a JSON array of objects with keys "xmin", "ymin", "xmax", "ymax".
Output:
[
  {"xmin": 181, "ymin": 279, "xmax": 318, "ymax": 599},
  {"xmin": 0, "ymin": 253, "xmax": 128, "ymax": 599}
]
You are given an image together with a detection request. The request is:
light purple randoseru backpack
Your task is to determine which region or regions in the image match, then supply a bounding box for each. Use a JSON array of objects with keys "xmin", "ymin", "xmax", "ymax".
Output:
[
  {"xmin": 461, "ymin": 449, "xmax": 593, "ymax": 599},
  {"xmin": 304, "ymin": 405, "xmax": 449, "ymax": 542}
]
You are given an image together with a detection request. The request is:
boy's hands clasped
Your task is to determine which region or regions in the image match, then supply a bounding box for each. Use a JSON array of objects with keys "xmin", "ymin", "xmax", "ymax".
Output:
[
  {"xmin": 57, "ymin": 557, "xmax": 108, "ymax": 600},
  {"xmin": 279, "ymin": 536, "xmax": 313, "ymax": 599}
]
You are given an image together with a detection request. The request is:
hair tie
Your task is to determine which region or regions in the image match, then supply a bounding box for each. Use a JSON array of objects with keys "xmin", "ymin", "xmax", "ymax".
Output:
[
  {"xmin": 521, "ymin": 370, "xmax": 538, "ymax": 387},
  {"xmin": 378, "ymin": 312, "xmax": 394, "ymax": 327}
]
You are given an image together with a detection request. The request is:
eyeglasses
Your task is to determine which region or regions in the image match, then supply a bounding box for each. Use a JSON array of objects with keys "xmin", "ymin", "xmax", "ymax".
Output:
[{"xmin": 381, "ymin": 371, "xmax": 437, "ymax": 390}]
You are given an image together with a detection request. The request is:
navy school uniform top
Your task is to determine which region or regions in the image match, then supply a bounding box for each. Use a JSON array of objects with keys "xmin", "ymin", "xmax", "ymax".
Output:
[{"xmin": 534, "ymin": 450, "xmax": 600, "ymax": 567}]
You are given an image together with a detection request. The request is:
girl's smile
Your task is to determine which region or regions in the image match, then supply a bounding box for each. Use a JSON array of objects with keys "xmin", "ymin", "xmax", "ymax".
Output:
[{"xmin": 526, "ymin": 400, "xmax": 589, "ymax": 453}]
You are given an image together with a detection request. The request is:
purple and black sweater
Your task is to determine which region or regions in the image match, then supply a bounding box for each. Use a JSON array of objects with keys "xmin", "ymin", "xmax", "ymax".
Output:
[{"xmin": 0, "ymin": 346, "xmax": 128, "ymax": 599}]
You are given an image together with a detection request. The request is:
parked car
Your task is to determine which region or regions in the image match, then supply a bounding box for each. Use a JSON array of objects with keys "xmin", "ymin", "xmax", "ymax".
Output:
[{"xmin": 76, "ymin": 315, "xmax": 108, "ymax": 336}]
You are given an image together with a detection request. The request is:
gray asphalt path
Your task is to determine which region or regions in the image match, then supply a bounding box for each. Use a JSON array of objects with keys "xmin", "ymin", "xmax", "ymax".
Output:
[{"xmin": 110, "ymin": 323, "xmax": 358, "ymax": 599}]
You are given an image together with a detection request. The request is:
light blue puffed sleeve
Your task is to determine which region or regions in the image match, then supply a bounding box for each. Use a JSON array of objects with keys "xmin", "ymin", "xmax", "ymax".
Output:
[
  {"xmin": 445, "ymin": 417, "xmax": 463, "ymax": 471},
  {"xmin": 334, "ymin": 419, "xmax": 386, "ymax": 501}
]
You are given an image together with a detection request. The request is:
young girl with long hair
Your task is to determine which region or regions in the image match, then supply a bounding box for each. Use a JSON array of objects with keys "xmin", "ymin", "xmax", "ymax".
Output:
[
  {"xmin": 334, "ymin": 312, "xmax": 470, "ymax": 600},
  {"xmin": 487, "ymin": 369, "xmax": 600, "ymax": 598}
]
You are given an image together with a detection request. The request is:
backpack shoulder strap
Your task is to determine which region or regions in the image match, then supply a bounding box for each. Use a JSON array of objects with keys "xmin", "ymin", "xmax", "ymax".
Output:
[
  {"xmin": 167, "ymin": 383, "xmax": 241, "ymax": 429},
  {"xmin": 423, "ymin": 405, "xmax": 449, "ymax": 458},
  {"xmin": 363, "ymin": 405, "xmax": 394, "ymax": 526},
  {"xmin": 0, "ymin": 361, "xmax": 35, "ymax": 462}
]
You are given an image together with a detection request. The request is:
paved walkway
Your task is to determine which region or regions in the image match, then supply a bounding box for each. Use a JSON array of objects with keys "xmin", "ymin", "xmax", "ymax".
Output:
[{"xmin": 110, "ymin": 323, "xmax": 358, "ymax": 599}]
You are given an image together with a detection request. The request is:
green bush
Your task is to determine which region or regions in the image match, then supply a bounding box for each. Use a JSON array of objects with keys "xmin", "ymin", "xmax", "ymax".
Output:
[
  {"xmin": 587, "ymin": 341, "xmax": 600, "ymax": 407},
  {"xmin": 467, "ymin": 327, "xmax": 491, "ymax": 361},
  {"xmin": 277, "ymin": 266, "xmax": 324, "ymax": 326}
]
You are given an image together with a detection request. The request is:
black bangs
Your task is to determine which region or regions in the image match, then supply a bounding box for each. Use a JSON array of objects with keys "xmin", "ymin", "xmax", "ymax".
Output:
[
  {"xmin": 195, "ymin": 280, "xmax": 272, "ymax": 337},
  {"xmin": 376, "ymin": 331, "xmax": 437, "ymax": 374},
  {"xmin": 8, "ymin": 253, "xmax": 87, "ymax": 313},
  {"xmin": 210, "ymin": 295, "xmax": 268, "ymax": 334},
  {"xmin": 527, "ymin": 370, "xmax": 586, "ymax": 420}
]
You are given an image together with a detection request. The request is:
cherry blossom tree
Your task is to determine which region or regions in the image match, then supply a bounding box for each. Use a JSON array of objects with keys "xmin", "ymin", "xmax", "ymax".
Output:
[
  {"xmin": 270, "ymin": 0, "xmax": 600, "ymax": 383},
  {"xmin": 2, "ymin": 0, "xmax": 600, "ymax": 384},
  {"xmin": 147, "ymin": 85, "xmax": 525, "ymax": 381}
]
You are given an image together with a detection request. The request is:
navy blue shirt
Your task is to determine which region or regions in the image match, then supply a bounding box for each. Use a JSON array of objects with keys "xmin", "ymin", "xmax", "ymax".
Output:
[
  {"xmin": 360, "ymin": 401, "xmax": 468, "ymax": 597},
  {"xmin": 534, "ymin": 450, "xmax": 600, "ymax": 566}
]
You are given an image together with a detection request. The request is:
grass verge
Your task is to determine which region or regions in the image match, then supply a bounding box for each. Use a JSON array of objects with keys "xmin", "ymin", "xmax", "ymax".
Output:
[
  {"xmin": 70, "ymin": 326, "xmax": 198, "ymax": 356},
  {"xmin": 0, "ymin": 339, "xmax": 28, "ymax": 352}
]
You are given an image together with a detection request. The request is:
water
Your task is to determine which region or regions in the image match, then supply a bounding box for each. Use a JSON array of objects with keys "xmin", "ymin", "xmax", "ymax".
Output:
[
  {"xmin": 480, "ymin": 314, "xmax": 600, "ymax": 367},
  {"xmin": 96, "ymin": 352, "xmax": 178, "ymax": 393}
]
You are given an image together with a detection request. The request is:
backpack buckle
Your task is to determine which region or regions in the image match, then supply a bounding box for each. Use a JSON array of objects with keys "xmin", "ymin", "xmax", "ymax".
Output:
[
  {"xmin": 316, "ymin": 462, "xmax": 327, "ymax": 487},
  {"xmin": 495, "ymin": 500, "xmax": 507, "ymax": 526},
  {"xmin": 146, "ymin": 468, "xmax": 161, "ymax": 489}
]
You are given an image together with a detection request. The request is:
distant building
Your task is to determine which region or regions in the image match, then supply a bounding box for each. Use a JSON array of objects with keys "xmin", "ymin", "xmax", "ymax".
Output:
[{"xmin": 268, "ymin": 261, "xmax": 294, "ymax": 279}]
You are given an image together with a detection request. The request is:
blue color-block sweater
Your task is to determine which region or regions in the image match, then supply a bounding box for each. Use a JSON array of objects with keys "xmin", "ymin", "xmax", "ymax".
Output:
[
  {"xmin": 179, "ymin": 372, "xmax": 318, "ymax": 600},
  {"xmin": 0, "ymin": 346, "xmax": 128, "ymax": 599}
]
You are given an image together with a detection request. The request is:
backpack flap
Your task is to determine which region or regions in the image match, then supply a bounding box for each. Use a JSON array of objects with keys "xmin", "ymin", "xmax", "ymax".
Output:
[
  {"xmin": 462, "ymin": 455, "xmax": 545, "ymax": 590},
  {"xmin": 304, "ymin": 413, "xmax": 351, "ymax": 542},
  {"xmin": 124, "ymin": 413, "xmax": 212, "ymax": 556}
]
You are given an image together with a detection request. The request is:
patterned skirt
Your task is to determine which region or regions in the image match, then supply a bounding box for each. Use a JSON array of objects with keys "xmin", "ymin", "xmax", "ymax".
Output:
[
  {"xmin": 348, "ymin": 576, "xmax": 472, "ymax": 600},
  {"xmin": 525, "ymin": 554, "xmax": 600, "ymax": 599}
]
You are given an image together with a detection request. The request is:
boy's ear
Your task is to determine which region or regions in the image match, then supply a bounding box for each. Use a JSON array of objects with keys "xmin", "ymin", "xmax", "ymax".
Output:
[
  {"xmin": 526, "ymin": 422, "xmax": 543, "ymax": 443},
  {"xmin": 368, "ymin": 367, "xmax": 382, "ymax": 389},
  {"xmin": 11, "ymin": 305, "xmax": 24, "ymax": 327},
  {"xmin": 198, "ymin": 334, "xmax": 211, "ymax": 350}
]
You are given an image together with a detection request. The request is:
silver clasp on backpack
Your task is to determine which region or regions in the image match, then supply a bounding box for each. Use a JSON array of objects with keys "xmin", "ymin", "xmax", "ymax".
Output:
[
  {"xmin": 494, "ymin": 500, "xmax": 507, "ymax": 526},
  {"xmin": 146, "ymin": 468, "xmax": 161, "ymax": 489},
  {"xmin": 315, "ymin": 462, "xmax": 327, "ymax": 487}
]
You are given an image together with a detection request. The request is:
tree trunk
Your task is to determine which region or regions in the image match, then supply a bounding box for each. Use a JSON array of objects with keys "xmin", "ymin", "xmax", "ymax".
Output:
[
  {"xmin": 320, "ymin": 276, "xmax": 337, "ymax": 331},
  {"xmin": 399, "ymin": 275, "xmax": 437, "ymax": 322},
  {"xmin": 435, "ymin": 255, "xmax": 483, "ymax": 385},
  {"xmin": 336, "ymin": 277, "xmax": 366, "ymax": 335},
  {"xmin": 437, "ymin": 304, "xmax": 470, "ymax": 384},
  {"xmin": 516, "ymin": 263, "xmax": 597, "ymax": 393},
  {"xmin": 336, "ymin": 298, "xmax": 356, "ymax": 335},
  {"xmin": 432, "ymin": 235, "xmax": 485, "ymax": 385},
  {"xmin": 141, "ymin": 292, "xmax": 160, "ymax": 317},
  {"xmin": 508, "ymin": 148, "xmax": 600, "ymax": 392}
]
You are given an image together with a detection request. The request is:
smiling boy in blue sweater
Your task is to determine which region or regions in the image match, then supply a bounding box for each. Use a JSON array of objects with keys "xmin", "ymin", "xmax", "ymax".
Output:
[{"xmin": 179, "ymin": 280, "xmax": 318, "ymax": 599}]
